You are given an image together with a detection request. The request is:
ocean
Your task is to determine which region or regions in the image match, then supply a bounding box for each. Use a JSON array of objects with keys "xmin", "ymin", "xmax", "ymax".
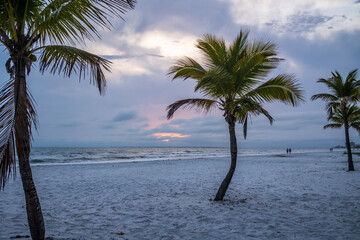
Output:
[{"xmin": 29, "ymin": 147, "xmax": 338, "ymax": 166}]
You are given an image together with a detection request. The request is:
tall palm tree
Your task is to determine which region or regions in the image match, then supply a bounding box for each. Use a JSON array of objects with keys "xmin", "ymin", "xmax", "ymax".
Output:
[
  {"xmin": 0, "ymin": 1, "xmax": 135, "ymax": 239},
  {"xmin": 311, "ymin": 69, "xmax": 360, "ymax": 171},
  {"xmin": 166, "ymin": 30, "xmax": 304, "ymax": 201}
]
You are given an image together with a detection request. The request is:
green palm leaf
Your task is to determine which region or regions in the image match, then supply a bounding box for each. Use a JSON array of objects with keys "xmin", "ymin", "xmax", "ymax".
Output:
[
  {"xmin": 245, "ymin": 74, "xmax": 304, "ymax": 106},
  {"xmin": 32, "ymin": 0, "xmax": 135, "ymax": 44},
  {"xmin": 310, "ymin": 93, "xmax": 338, "ymax": 102},
  {"xmin": 323, "ymin": 123, "xmax": 342, "ymax": 129},
  {"xmin": 227, "ymin": 30, "xmax": 248, "ymax": 64},
  {"xmin": 0, "ymin": 79, "xmax": 37, "ymax": 189},
  {"xmin": 39, "ymin": 45, "xmax": 111, "ymax": 95},
  {"xmin": 166, "ymin": 98, "xmax": 218, "ymax": 120},
  {"xmin": 196, "ymin": 34, "xmax": 227, "ymax": 68},
  {"xmin": 168, "ymin": 57, "xmax": 206, "ymax": 81}
]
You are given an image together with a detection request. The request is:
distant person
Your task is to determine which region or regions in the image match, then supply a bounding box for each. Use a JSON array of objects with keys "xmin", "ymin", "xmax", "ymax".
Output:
[
  {"xmin": 330, "ymin": 148, "xmax": 333, "ymax": 152},
  {"xmin": 286, "ymin": 148, "xmax": 289, "ymax": 154},
  {"xmin": 289, "ymin": 148, "xmax": 292, "ymax": 154}
]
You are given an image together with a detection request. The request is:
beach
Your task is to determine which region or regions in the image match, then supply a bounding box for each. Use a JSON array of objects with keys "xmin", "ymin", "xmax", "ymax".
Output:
[{"xmin": 1, "ymin": 148, "xmax": 360, "ymax": 239}]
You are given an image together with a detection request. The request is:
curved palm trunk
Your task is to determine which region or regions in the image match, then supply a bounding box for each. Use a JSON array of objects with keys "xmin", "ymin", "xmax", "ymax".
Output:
[
  {"xmin": 214, "ymin": 117, "xmax": 237, "ymax": 201},
  {"xmin": 15, "ymin": 59, "xmax": 45, "ymax": 240},
  {"xmin": 344, "ymin": 119, "xmax": 354, "ymax": 171}
]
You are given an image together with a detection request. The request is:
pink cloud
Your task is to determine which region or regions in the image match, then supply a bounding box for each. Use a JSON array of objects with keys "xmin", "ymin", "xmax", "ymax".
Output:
[{"xmin": 153, "ymin": 133, "xmax": 191, "ymax": 138}]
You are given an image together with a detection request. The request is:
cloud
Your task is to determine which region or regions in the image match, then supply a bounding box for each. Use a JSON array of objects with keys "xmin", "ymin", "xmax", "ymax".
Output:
[
  {"xmin": 219, "ymin": 0, "xmax": 360, "ymax": 39},
  {"xmin": 136, "ymin": 30, "xmax": 199, "ymax": 59},
  {"xmin": 108, "ymin": 29, "xmax": 199, "ymax": 79},
  {"xmin": 112, "ymin": 110, "xmax": 137, "ymax": 122},
  {"xmin": 101, "ymin": 124, "xmax": 117, "ymax": 130},
  {"xmin": 80, "ymin": 18, "xmax": 200, "ymax": 80},
  {"xmin": 271, "ymin": 12, "xmax": 333, "ymax": 33},
  {"xmin": 58, "ymin": 121, "xmax": 81, "ymax": 128},
  {"xmin": 152, "ymin": 133, "xmax": 191, "ymax": 138}
]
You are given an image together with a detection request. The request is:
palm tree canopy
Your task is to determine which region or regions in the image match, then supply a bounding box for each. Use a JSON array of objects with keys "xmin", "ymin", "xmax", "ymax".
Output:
[
  {"xmin": 311, "ymin": 69, "xmax": 360, "ymax": 117},
  {"xmin": 0, "ymin": 0, "xmax": 135, "ymax": 94},
  {"xmin": 167, "ymin": 30, "xmax": 304, "ymax": 138},
  {"xmin": 0, "ymin": 0, "xmax": 136, "ymax": 189},
  {"xmin": 324, "ymin": 104, "xmax": 360, "ymax": 134}
]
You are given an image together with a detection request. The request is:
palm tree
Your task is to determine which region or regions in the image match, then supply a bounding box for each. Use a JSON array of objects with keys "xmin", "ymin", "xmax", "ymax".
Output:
[
  {"xmin": 0, "ymin": 1, "xmax": 135, "ymax": 239},
  {"xmin": 311, "ymin": 69, "xmax": 360, "ymax": 171},
  {"xmin": 166, "ymin": 30, "xmax": 304, "ymax": 201}
]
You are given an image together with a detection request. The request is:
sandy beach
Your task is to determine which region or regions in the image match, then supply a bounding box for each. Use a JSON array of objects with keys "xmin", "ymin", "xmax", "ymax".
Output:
[{"xmin": 1, "ymin": 150, "xmax": 360, "ymax": 239}]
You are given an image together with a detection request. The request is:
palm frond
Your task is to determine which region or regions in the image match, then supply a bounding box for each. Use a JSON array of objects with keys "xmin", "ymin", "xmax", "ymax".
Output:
[
  {"xmin": 310, "ymin": 93, "xmax": 338, "ymax": 102},
  {"xmin": 166, "ymin": 98, "xmax": 217, "ymax": 119},
  {"xmin": 232, "ymin": 98, "xmax": 274, "ymax": 139},
  {"xmin": 245, "ymin": 74, "xmax": 304, "ymax": 106},
  {"xmin": 350, "ymin": 123, "xmax": 360, "ymax": 134},
  {"xmin": 0, "ymin": 1, "xmax": 18, "ymax": 41},
  {"xmin": 323, "ymin": 123, "xmax": 342, "ymax": 129},
  {"xmin": 247, "ymin": 39, "xmax": 277, "ymax": 56},
  {"xmin": 0, "ymin": 28, "xmax": 11, "ymax": 50},
  {"xmin": 32, "ymin": 0, "xmax": 136, "ymax": 44},
  {"xmin": 316, "ymin": 77, "xmax": 339, "ymax": 96},
  {"xmin": 39, "ymin": 45, "xmax": 111, "ymax": 95},
  {"xmin": 0, "ymin": 78, "xmax": 37, "ymax": 189},
  {"xmin": 325, "ymin": 101, "xmax": 340, "ymax": 119},
  {"xmin": 232, "ymin": 53, "xmax": 278, "ymax": 94},
  {"xmin": 234, "ymin": 98, "xmax": 274, "ymax": 124},
  {"xmin": 228, "ymin": 29, "xmax": 248, "ymax": 64},
  {"xmin": 168, "ymin": 57, "xmax": 205, "ymax": 81},
  {"xmin": 0, "ymin": 80, "xmax": 16, "ymax": 189},
  {"xmin": 196, "ymin": 34, "xmax": 227, "ymax": 68},
  {"xmin": 242, "ymin": 114, "xmax": 248, "ymax": 139},
  {"xmin": 345, "ymin": 69, "xmax": 358, "ymax": 85},
  {"xmin": 194, "ymin": 67, "xmax": 231, "ymax": 97}
]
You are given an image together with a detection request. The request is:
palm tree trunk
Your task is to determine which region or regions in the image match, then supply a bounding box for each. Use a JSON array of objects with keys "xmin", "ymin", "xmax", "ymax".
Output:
[
  {"xmin": 214, "ymin": 117, "xmax": 237, "ymax": 201},
  {"xmin": 15, "ymin": 58, "xmax": 45, "ymax": 240},
  {"xmin": 344, "ymin": 119, "xmax": 355, "ymax": 171}
]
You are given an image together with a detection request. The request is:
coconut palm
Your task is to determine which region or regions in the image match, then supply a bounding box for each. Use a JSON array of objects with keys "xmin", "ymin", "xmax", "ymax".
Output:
[
  {"xmin": 0, "ymin": 1, "xmax": 135, "ymax": 239},
  {"xmin": 311, "ymin": 69, "xmax": 360, "ymax": 171},
  {"xmin": 166, "ymin": 30, "xmax": 304, "ymax": 201}
]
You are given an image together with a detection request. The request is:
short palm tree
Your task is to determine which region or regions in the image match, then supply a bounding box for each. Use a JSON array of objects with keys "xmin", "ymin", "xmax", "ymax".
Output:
[
  {"xmin": 311, "ymin": 69, "xmax": 360, "ymax": 171},
  {"xmin": 0, "ymin": 1, "xmax": 135, "ymax": 239},
  {"xmin": 166, "ymin": 30, "xmax": 304, "ymax": 201}
]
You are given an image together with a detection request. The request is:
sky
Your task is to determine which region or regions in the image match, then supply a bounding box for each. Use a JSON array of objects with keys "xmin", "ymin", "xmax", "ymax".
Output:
[{"xmin": 1, "ymin": 0, "xmax": 360, "ymax": 148}]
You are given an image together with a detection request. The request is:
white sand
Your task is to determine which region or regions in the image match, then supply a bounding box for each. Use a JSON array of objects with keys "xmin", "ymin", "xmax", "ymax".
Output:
[{"xmin": 1, "ymin": 150, "xmax": 360, "ymax": 239}]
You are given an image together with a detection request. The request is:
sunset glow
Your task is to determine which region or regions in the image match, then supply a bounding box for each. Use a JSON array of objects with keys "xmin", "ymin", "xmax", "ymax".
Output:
[{"xmin": 153, "ymin": 133, "xmax": 191, "ymax": 138}]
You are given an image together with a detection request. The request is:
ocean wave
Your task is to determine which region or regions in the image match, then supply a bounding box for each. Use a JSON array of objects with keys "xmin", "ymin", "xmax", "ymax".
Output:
[{"xmin": 28, "ymin": 147, "xmax": 334, "ymax": 166}]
